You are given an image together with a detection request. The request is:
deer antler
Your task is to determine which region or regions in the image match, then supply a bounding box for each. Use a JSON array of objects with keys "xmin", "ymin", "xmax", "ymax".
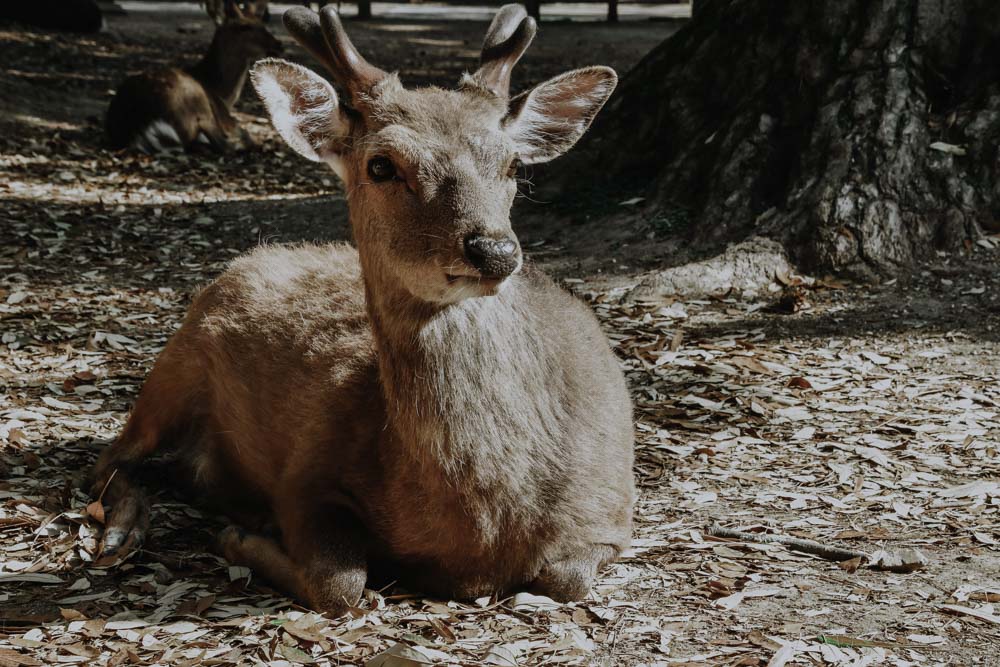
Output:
[
  {"xmin": 205, "ymin": 0, "xmax": 247, "ymax": 25},
  {"xmin": 282, "ymin": 6, "xmax": 386, "ymax": 99},
  {"xmin": 473, "ymin": 4, "xmax": 537, "ymax": 98}
]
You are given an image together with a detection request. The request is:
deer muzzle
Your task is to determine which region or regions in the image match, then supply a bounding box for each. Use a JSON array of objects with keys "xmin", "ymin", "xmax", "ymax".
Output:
[{"xmin": 463, "ymin": 234, "xmax": 521, "ymax": 279}]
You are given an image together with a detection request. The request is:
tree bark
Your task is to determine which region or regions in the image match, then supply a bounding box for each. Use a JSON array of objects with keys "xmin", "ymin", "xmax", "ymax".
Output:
[{"xmin": 559, "ymin": 0, "xmax": 1000, "ymax": 277}]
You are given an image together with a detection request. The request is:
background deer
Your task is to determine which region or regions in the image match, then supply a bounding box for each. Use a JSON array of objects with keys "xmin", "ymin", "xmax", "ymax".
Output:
[
  {"xmin": 205, "ymin": 0, "xmax": 271, "ymax": 23},
  {"xmin": 90, "ymin": 4, "xmax": 635, "ymax": 613},
  {"xmin": 106, "ymin": 0, "xmax": 281, "ymax": 153}
]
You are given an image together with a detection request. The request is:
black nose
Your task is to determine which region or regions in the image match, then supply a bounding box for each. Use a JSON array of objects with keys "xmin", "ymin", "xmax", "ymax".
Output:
[{"xmin": 463, "ymin": 234, "xmax": 520, "ymax": 279}]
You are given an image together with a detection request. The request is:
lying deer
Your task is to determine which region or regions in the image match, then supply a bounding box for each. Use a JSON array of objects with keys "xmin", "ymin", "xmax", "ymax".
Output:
[
  {"xmin": 106, "ymin": 0, "xmax": 281, "ymax": 153},
  {"xmin": 90, "ymin": 5, "xmax": 635, "ymax": 612},
  {"xmin": 206, "ymin": 0, "xmax": 270, "ymax": 23}
]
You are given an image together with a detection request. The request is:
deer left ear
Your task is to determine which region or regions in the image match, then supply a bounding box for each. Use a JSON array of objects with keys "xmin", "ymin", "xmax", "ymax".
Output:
[
  {"xmin": 251, "ymin": 59, "xmax": 351, "ymax": 170},
  {"xmin": 503, "ymin": 66, "xmax": 617, "ymax": 165}
]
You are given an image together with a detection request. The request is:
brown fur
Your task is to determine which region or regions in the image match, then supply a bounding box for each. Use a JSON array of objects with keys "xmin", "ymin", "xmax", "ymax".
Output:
[
  {"xmin": 91, "ymin": 5, "xmax": 635, "ymax": 613},
  {"xmin": 106, "ymin": 3, "xmax": 281, "ymax": 153}
]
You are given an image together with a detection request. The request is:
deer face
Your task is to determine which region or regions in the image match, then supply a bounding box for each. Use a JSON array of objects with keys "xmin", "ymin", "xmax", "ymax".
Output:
[
  {"xmin": 251, "ymin": 5, "xmax": 616, "ymax": 304},
  {"xmin": 210, "ymin": 0, "xmax": 282, "ymax": 62},
  {"xmin": 219, "ymin": 16, "xmax": 283, "ymax": 63}
]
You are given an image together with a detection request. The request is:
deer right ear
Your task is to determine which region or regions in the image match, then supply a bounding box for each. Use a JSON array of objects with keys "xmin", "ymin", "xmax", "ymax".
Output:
[{"xmin": 251, "ymin": 59, "xmax": 351, "ymax": 168}]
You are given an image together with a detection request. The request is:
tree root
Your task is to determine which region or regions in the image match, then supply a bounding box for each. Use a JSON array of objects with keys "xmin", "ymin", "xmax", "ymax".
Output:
[{"xmin": 627, "ymin": 236, "xmax": 793, "ymax": 299}]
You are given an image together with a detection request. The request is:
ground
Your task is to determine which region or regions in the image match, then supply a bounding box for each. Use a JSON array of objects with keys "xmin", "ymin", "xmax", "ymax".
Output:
[{"xmin": 1, "ymin": 5, "xmax": 1000, "ymax": 667}]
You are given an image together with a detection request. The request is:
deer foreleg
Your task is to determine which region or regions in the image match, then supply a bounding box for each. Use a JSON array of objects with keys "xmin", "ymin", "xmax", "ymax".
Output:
[
  {"xmin": 89, "ymin": 338, "xmax": 202, "ymax": 556},
  {"xmin": 222, "ymin": 506, "xmax": 368, "ymax": 615}
]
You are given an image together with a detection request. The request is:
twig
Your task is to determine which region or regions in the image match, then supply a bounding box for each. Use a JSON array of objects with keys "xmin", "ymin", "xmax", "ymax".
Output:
[
  {"xmin": 95, "ymin": 468, "xmax": 118, "ymax": 504},
  {"xmin": 707, "ymin": 523, "xmax": 928, "ymax": 572},
  {"xmin": 708, "ymin": 523, "xmax": 866, "ymax": 562}
]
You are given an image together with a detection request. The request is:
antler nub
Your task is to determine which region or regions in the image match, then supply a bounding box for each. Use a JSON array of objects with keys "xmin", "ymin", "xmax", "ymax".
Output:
[
  {"xmin": 282, "ymin": 6, "xmax": 386, "ymax": 99},
  {"xmin": 473, "ymin": 4, "xmax": 537, "ymax": 98}
]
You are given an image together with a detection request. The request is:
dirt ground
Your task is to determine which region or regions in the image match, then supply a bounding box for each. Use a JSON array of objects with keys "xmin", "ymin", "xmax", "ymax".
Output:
[{"xmin": 2, "ymin": 5, "xmax": 1000, "ymax": 667}]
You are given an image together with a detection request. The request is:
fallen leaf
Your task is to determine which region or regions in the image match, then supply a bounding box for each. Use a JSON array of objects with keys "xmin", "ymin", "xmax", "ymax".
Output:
[
  {"xmin": 940, "ymin": 604, "xmax": 1000, "ymax": 625},
  {"xmin": 511, "ymin": 592, "xmax": 560, "ymax": 612},
  {"xmin": 365, "ymin": 643, "xmax": 435, "ymax": 667}
]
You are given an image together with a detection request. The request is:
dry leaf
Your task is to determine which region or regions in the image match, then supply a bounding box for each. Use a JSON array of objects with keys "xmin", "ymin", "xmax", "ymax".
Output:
[
  {"xmin": 365, "ymin": 643, "xmax": 435, "ymax": 667},
  {"xmin": 85, "ymin": 500, "xmax": 106, "ymax": 525},
  {"xmin": 940, "ymin": 604, "xmax": 1000, "ymax": 625}
]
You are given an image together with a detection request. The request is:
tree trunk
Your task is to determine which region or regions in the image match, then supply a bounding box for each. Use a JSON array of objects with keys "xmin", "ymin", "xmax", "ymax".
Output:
[
  {"xmin": 607, "ymin": 0, "xmax": 618, "ymax": 23},
  {"xmin": 559, "ymin": 0, "xmax": 1000, "ymax": 277},
  {"xmin": 357, "ymin": 0, "xmax": 372, "ymax": 19}
]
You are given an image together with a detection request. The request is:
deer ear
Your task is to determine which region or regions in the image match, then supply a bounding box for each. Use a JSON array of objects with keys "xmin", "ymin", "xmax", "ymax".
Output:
[
  {"xmin": 205, "ymin": 0, "xmax": 225, "ymax": 25},
  {"xmin": 251, "ymin": 59, "xmax": 351, "ymax": 168},
  {"xmin": 504, "ymin": 66, "xmax": 617, "ymax": 165},
  {"xmin": 224, "ymin": 0, "xmax": 246, "ymax": 21}
]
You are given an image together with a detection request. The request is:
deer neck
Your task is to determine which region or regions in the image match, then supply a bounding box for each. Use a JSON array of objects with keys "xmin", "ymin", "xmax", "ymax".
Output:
[
  {"xmin": 360, "ymin": 253, "xmax": 560, "ymax": 484},
  {"xmin": 189, "ymin": 32, "xmax": 248, "ymax": 109}
]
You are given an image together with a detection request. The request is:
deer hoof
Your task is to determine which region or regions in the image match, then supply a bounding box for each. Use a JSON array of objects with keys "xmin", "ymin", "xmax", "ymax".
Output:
[{"xmin": 101, "ymin": 525, "xmax": 145, "ymax": 557}]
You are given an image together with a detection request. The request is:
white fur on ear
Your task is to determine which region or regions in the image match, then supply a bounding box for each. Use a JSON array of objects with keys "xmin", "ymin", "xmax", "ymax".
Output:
[
  {"xmin": 504, "ymin": 66, "xmax": 617, "ymax": 165},
  {"xmin": 250, "ymin": 58, "xmax": 350, "ymax": 173}
]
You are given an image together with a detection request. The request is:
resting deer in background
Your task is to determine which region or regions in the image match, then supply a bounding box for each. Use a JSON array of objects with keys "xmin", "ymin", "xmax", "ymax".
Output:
[
  {"xmin": 90, "ymin": 5, "xmax": 635, "ymax": 613},
  {"xmin": 106, "ymin": 0, "xmax": 281, "ymax": 153},
  {"xmin": 205, "ymin": 0, "xmax": 271, "ymax": 23}
]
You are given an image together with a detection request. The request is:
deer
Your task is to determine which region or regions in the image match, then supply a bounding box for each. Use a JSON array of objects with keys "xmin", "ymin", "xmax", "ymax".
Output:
[
  {"xmin": 205, "ymin": 0, "xmax": 271, "ymax": 23},
  {"xmin": 105, "ymin": 0, "xmax": 281, "ymax": 153},
  {"xmin": 89, "ymin": 4, "xmax": 635, "ymax": 613}
]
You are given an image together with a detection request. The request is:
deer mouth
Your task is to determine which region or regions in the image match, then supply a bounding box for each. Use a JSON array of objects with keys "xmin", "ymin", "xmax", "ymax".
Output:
[
  {"xmin": 446, "ymin": 273, "xmax": 502, "ymax": 286},
  {"xmin": 445, "ymin": 272, "xmax": 506, "ymax": 295}
]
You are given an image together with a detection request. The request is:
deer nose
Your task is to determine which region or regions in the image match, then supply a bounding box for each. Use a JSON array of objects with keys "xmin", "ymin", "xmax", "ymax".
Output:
[{"xmin": 463, "ymin": 234, "xmax": 520, "ymax": 279}]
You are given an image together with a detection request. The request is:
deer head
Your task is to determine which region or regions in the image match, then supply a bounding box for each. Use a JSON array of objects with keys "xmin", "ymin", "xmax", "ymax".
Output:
[
  {"xmin": 251, "ymin": 5, "xmax": 616, "ymax": 305},
  {"xmin": 206, "ymin": 0, "xmax": 269, "ymax": 24},
  {"xmin": 208, "ymin": 0, "xmax": 282, "ymax": 60}
]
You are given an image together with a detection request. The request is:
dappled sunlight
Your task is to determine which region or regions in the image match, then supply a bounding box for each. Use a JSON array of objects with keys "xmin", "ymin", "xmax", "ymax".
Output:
[
  {"xmin": 6, "ymin": 69, "xmax": 112, "ymax": 85},
  {"xmin": 407, "ymin": 36, "xmax": 467, "ymax": 47},
  {"xmin": 10, "ymin": 114, "xmax": 85, "ymax": 133},
  {"xmin": 365, "ymin": 22, "xmax": 437, "ymax": 33},
  {"xmin": 0, "ymin": 179, "xmax": 338, "ymax": 205},
  {"xmin": 3, "ymin": 174, "xmax": 340, "ymax": 207}
]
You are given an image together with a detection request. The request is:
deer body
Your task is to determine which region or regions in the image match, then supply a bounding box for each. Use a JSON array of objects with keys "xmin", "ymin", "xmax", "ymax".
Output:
[
  {"xmin": 153, "ymin": 243, "xmax": 630, "ymax": 599},
  {"xmin": 106, "ymin": 3, "xmax": 280, "ymax": 153},
  {"xmin": 92, "ymin": 5, "xmax": 634, "ymax": 612}
]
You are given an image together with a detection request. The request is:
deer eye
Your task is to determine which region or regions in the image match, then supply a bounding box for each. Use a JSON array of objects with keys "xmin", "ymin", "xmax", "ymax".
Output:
[
  {"xmin": 506, "ymin": 156, "xmax": 522, "ymax": 179},
  {"xmin": 367, "ymin": 156, "xmax": 397, "ymax": 182}
]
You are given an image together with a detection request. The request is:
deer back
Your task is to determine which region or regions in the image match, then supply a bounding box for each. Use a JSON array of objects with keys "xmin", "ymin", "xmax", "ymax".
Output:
[{"xmin": 106, "ymin": 1, "xmax": 280, "ymax": 152}]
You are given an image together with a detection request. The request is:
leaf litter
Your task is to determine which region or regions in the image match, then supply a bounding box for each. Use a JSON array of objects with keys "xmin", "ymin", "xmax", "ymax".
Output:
[{"xmin": 2, "ymin": 9, "xmax": 1000, "ymax": 667}]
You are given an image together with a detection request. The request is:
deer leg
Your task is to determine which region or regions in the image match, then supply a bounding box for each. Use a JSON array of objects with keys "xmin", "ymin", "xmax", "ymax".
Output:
[
  {"xmin": 286, "ymin": 506, "xmax": 369, "ymax": 614},
  {"xmin": 530, "ymin": 544, "xmax": 619, "ymax": 602},
  {"xmin": 197, "ymin": 127, "xmax": 233, "ymax": 153},
  {"xmin": 196, "ymin": 104, "xmax": 239, "ymax": 153},
  {"xmin": 218, "ymin": 526, "xmax": 305, "ymax": 598},
  {"xmin": 89, "ymin": 342, "xmax": 202, "ymax": 556},
  {"xmin": 221, "ymin": 506, "xmax": 368, "ymax": 615}
]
